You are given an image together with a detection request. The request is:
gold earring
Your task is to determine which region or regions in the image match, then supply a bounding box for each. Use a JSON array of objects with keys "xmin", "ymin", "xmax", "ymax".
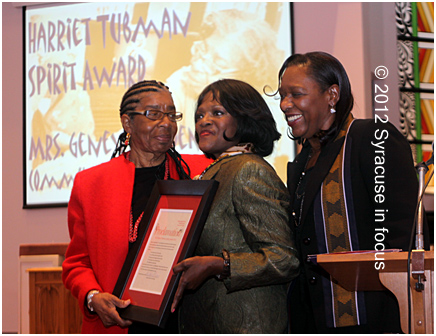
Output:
[{"xmin": 125, "ymin": 133, "xmax": 131, "ymax": 146}]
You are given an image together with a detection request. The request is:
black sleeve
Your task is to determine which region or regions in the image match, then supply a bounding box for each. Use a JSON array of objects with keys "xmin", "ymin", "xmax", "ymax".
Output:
[{"xmin": 352, "ymin": 118, "xmax": 427, "ymax": 250}]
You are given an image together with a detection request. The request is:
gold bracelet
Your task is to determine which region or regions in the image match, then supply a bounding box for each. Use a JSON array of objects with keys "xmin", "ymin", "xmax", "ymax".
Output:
[{"xmin": 217, "ymin": 249, "xmax": 230, "ymax": 279}]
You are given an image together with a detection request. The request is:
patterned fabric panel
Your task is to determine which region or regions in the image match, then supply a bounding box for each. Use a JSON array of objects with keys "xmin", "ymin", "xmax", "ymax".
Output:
[{"xmin": 396, "ymin": 2, "xmax": 434, "ymax": 169}]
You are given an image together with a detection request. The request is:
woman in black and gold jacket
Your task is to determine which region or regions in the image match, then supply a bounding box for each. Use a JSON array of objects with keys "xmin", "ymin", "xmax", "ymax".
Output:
[{"xmin": 278, "ymin": 51, "xmax": 429, "ymax": 333}]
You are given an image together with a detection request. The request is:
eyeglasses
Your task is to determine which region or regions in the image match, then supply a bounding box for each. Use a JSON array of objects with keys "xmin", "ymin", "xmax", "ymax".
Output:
[{"xmin": 128, "ymin": 110, "xmax": 183, "ymax": 122}]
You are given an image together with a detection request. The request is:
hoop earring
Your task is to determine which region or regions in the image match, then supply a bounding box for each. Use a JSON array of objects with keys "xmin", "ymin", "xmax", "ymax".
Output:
[
  {"xmin": 125, "ymin": 133, "xmax": 131, "ymax": 146},
  {"xmin": 330, "ymin": 105, "xmax": 336, "ymax": 114},
  {"xmin": 287, "ymin": 127, "xmax": 295, "ymax": 140}
]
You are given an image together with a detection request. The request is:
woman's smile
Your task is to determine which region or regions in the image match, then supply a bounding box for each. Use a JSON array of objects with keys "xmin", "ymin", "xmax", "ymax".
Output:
[
  {"xmin": 286, "ymin": 113, "xmax": 303, "ymax": 126},
  {"xmin": 199, "ymin": 129, "xmax": 214, "ymax": 137},
  {"xmin": 279, "ymin": 65, "xmax": 335, "ymax": 140}
]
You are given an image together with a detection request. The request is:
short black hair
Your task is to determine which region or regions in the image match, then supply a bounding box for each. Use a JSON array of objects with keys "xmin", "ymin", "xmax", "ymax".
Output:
[
  {"xmin": 195, "ymin": 79, "xmax": 281, "ymax": 158},
  {"xmin": 277, "ymin": 51, "xmax": 354, "ymax": 142}
]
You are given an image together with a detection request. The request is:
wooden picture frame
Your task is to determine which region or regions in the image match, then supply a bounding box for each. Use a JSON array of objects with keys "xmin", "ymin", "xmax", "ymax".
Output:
[{"xmin": 112, "ymin": 180, "xmax": 218, "ymax": 327}]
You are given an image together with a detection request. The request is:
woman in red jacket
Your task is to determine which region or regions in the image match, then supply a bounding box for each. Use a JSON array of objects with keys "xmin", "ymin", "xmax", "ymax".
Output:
[{"xmin": 62, "ymin": 80, "xmax": 197, "ymax": 333}]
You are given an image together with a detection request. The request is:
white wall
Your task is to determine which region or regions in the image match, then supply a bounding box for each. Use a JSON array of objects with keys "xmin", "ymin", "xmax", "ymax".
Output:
[
  {"xmin": 293, "ymin": 2, "xmax": 369, "ymax": 120},
  {"xmin": 2, "ymin": 2, "xmax": 71, "ymax": 333},
  {"xmin": 3, "ymin": 2, "xmax": 423, "ymax": 333},
  {"xmin": 293, "ymin": 2, "xmax": 408, "ymax": 128}
]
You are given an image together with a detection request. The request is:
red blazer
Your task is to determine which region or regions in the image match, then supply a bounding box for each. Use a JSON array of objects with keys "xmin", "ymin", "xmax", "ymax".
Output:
[{"xmin": 62, "ymin": 153, "xmax": 212, "ymax": 334}]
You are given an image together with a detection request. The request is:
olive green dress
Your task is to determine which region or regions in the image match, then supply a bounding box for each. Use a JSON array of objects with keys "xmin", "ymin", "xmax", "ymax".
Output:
[{"xmin": 179, "ymin": 153, "xmax": 300, "ymax": 333}]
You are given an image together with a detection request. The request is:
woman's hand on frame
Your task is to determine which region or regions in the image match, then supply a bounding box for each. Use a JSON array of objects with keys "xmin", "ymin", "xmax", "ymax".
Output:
[
  {"xmin": 90, "ymin": 292, "xmax": 133, "ymax": 328},
  {"xmin": 171, "ymin": 256, "xmax": 224, "ymax": 312}
]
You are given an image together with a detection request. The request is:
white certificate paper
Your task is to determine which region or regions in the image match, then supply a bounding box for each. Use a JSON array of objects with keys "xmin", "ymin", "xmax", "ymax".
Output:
[{"xmin": 130, "ymin": 209, "xmax": 193, "ymax": 295}]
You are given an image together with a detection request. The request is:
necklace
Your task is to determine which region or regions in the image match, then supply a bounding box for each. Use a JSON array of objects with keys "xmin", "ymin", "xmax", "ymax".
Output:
[
  {"xmin": 195, "ymin": 146, "xmax": 252, "ymax": 180},
  {"xmin": 127, "ymin": 152, "xmax": 170, "ymax": 243},
  {"xmin": 129, "ymin": 211, "xmax": 144, "ymax": 243},
  {"xmin": 292, "ymin": 149, "xmax": 313, "ymax": 227},
  {"xmin": 195, "ymin": 153, "xmax": 238, "ymax": 180}
]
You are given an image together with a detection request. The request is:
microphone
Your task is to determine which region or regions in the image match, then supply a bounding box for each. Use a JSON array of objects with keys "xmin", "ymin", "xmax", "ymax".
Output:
[
  {"xmin": 414, "ymin": 141, "xmax": 433, "ymax": 251},
  {"xmin": 416, "ymin": 141, "xmax": 434, "ymax": 173}
]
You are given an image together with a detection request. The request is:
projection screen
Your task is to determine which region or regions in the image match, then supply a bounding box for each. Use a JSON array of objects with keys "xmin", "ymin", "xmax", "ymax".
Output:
[{"xmin": 24, "ymin": 2, "xmax": 294, "ymax": 207}]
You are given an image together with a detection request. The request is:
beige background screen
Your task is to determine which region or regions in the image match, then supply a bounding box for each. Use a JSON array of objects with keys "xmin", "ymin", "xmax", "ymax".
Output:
[{"xmin": 25, "ymin": 2, "xmax": 294, "ymax": 205}]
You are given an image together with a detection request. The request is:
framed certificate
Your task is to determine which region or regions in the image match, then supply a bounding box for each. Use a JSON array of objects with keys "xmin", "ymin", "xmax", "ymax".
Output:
[{"xmin": 112, "ymin": 180, "xmax": 218, "ymax": 327}]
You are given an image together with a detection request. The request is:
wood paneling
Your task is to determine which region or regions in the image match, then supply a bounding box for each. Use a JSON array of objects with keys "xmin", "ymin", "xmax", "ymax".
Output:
[
  {"xmin": 20, "ymin": 243, "xmax": 69, "ymax": 257},
  {"xmin": 317, "ymin": 251, "xmax": 434, "ymax": 334},
  {"xmin": 28, "ymin": 267, "xmax": 82, "ymax": 334}
]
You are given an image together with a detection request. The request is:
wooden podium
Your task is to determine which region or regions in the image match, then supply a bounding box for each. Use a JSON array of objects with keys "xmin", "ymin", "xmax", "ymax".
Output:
[
  {"xmin": 317, "ymin": 250, "xmax": 434, "ymax": 334},
  {"xmin": 28, "ymin": 267, "xmax": 82, "ymax": 334}
]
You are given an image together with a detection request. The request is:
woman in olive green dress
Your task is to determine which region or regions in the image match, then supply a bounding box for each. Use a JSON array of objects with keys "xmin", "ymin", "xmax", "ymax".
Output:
[{"xmin": 171, "ymin": 79, "xmax": 300, "ymax": 333}]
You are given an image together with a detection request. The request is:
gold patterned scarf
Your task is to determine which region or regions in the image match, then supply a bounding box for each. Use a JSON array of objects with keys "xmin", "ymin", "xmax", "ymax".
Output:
[{"xmin": 317, "ymin": 114, "xmax": 365, "ymax": 328}]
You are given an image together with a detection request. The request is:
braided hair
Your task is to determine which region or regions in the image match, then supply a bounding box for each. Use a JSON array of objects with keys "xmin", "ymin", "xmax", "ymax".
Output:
[
  {"xmin": 111, "ymin": 80, "xmax": 191, "ymax": 179},
  {"xmin": 111, "ymin": 80, "xmax": 168, "ymax": 158}
]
